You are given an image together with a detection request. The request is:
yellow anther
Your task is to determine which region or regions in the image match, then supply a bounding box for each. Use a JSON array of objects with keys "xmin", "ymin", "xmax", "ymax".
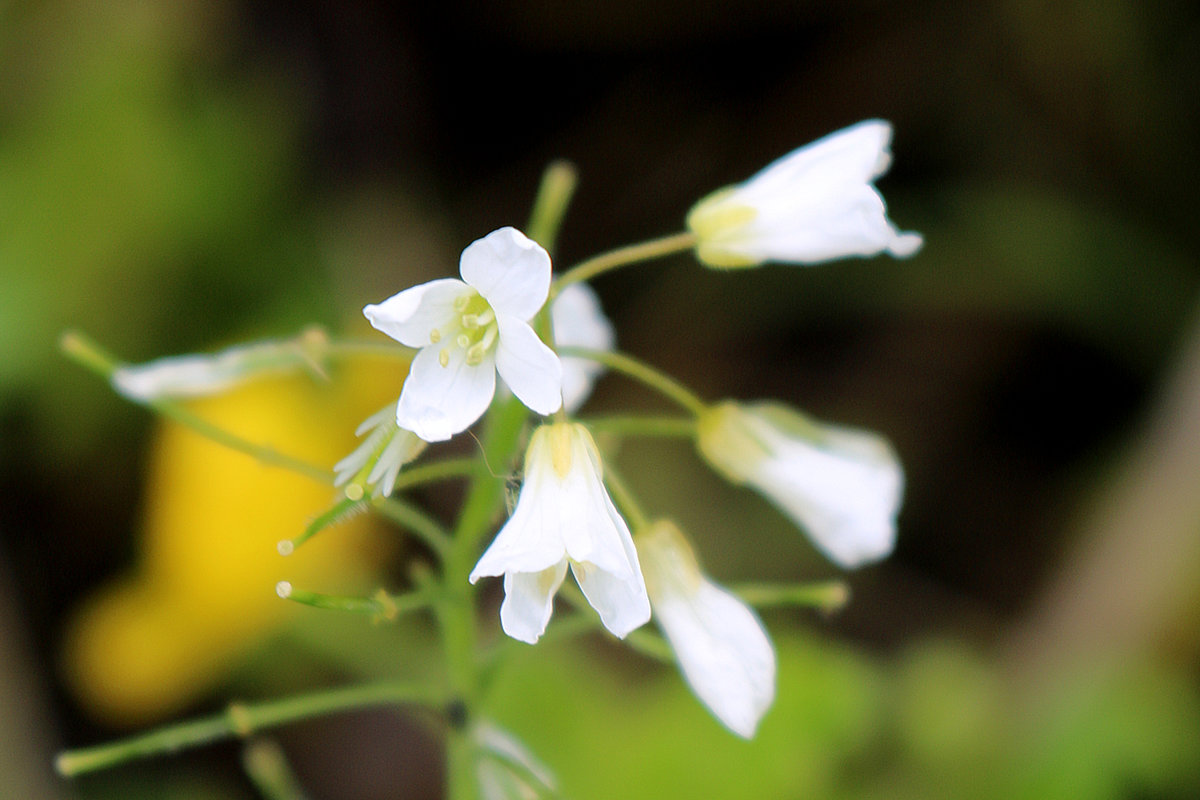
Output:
[
  {"xmin": 456, "ymin": 333, "xmax": 471, "ymax": 349},
  {"xmin": 429, "ymin": 328, "xmax": 441, "ymax": 343},
  {"xmin": 438, "ymin": 349, "xmax": 450, "ymax": 367}
]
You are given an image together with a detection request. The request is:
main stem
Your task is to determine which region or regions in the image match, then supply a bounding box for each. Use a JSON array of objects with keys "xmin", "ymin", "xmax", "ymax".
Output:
[{"xmin": 438, "ymin": 163, "xmax": 579, "ymax": 800}]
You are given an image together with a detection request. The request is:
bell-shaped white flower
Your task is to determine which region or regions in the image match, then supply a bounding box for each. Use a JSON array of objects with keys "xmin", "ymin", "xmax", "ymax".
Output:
[
  {"xmin": 696, "ymin": 401, "xmax": 903, "ymax": 568},
  {"xmin": 550, "ymin": 282, "xmax": 614, "ymax": 413},
  {"xmin": 470, "ymin": 421, "xmax": 650, "ymax": 643},
  {"xmin": 637, "ymin": 520, "xmax": 775, "ymax": 739},
  {"xmin": 686, "ymin": 119, "xmax": 923, "ymax": 268},
  {"xmin": 473, "ymin": 721, "xmax": 557, "ymax": 800},
  {"xmin": 364, "ymin": 227, "xmax": 563, "ymax": 442},
  {"xmin": 333, "ymin": 401, "xmax": 426, "ymax": 499}
]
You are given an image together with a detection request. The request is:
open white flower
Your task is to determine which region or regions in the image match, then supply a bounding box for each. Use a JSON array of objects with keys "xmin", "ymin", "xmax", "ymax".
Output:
[
  {"xmin": 550, "ymin": 282, "xmax": 614, "ymax": 413},
  {"xmin": 470, "ymin": 421, "xmax": 650, "ymax": 643},
  {"xmin": 364, "ymin": 227, "xmax": 563, "ymax": 442},
  {"xmin": 333, "ymin": 401, "xmax": 426, "ymax": 499},
  {"xmin": 686, "ymin": 119, "xmax": 923, "ymax": 268},
  {"xmin": 697, "ymin": 401, "xmax": 903, "ymax": 568},
  {"xmin": 637, "ymin": 521, "xmax": 775, "ymax": 739}
]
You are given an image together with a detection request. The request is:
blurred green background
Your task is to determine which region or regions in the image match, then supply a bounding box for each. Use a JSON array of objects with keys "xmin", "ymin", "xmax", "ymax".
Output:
[{"xmin": 3, "ymin": 1, "xmax": 1199, "ymax": 798}]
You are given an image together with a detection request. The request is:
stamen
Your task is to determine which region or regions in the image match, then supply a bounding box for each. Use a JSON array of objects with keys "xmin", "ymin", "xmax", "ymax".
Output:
[
  {"xmin": 456, "ymin": 333, "xmax": 471, "ymax": 349},
  {"xmin": 474, "ymin": 308, "xmax": 495, "ymax": 327},
  {"xmin": 438, "ymin": 349, "xmax": 450, "ymax": 367},
  {"xmin": 465, "ymin": 343, "xmax": 486, "ymax": 366},
  {"xmin": 477, "ymin": 325, "xmax": 499, "ymax": 352},
  {"xmin": 453, "ymin": 294, "xmax": 470, "ymax": 312},
  {"xmin": 429, "ymin": 328, "xmax": 441, "ymax": 343}
]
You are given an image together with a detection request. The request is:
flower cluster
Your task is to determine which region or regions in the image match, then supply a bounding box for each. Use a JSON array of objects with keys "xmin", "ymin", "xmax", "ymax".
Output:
[{"xmin": 339, "ymin": 120, "xmax": 920, "ymax": 738}]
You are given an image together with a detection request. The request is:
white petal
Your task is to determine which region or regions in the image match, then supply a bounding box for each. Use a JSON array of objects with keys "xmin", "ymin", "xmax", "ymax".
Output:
[
  {"xmin": 499, "ymin": 562, "xmax": 569, "ymax": 644},
  {"xmin": 661, "ymin": 585, "xmax": 774, "ymax": 737},
  {"xmin": 364, "ymin": 279, "xmax": 472, "ymax": 348},
  {"xmin": 701, "ymin": 402, "xmax": 902, "ymax": 568},
  {"xmin": 756, "ymin": 420, "xmax": 903, "ymax": 567},
  {"xmin": 396, "ymin": 343, "xmax": 496, "ymax": 442},
  {"xmin": 494, "ymin": 315, "xmax": 563, "ymax": 416},
  {"xmin": 747, "ymin": 186, "xmax": 918, "ymax": 263},
  {"xmin": 741, "ymin": 120, "xmax": 894, "ymax": 200},
  {"xmin": 474, "ymin": 722, "xmax": 557, "ymax": 800},
  {"xmin": 639, "ymin": 523, "xmax": 775, "ymax": 738},
  {"xmin": 572, "ymin": 556, "xmax": 651, "ymax": 639},
  {"xmin": 470, "ymin": 462, "xmax": 569, "ymax": 581},
  {"xmin": 459, "ymin": 228, "xmax": 552, "ymax": 320},
  {"xmin": 551, "ymin": 283, "xmax": 614, "ymax": 412},
  {"xmin": 687, "ymin": 120, "xmax": 921, "ymax": 268}
]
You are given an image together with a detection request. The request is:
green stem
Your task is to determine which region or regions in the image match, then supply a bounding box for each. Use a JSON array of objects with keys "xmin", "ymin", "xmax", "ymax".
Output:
[
  {"xmin": 390, "ymin": 457, "xmax": 477, "ymax": 492},
  {"xmin": 552, "ymin": 232, "xmax": 696, "ymax": 294},
  {"xmin": 279, "ymin": 584, "xmax": 433, "ymax": 623},
  {"xmin": 560, "ymin": 346, "xmax": 707, "ymax": 416},
  {"xmin": 732, "ymin": 580, "xmax": 850, "ymax": 613},
  {"xmin": 242, "ymin": 739, "xmax": 311, "ymax": 800},
  {"xmin": 526, "ymin": 161, "xmax": 578, "ymax": 254},
  {"xmin": 61, "ymin": 331, "xmax": 332, "ymax": 485},
  {"xmin": 55, "ymin": 682, "xmax": 445, "ymax": 777},
  {"xmin": 600, "ymin": 458, "xmax": 650, "ymax": 532},
  {"xmin": 374, "ymin": 496, "xmax": 453, "ymax": 558},
  {"xmin": 555, "ymin": 582, "xmax": 673, "ymax": 662},
  {"xmin": 323, "ymin": 339, "xmax": 415, "ymax": 362},
  {"xmin": 582, "ymin": 415, "xmax": 696, "ymax": 439},
  {"xmin": 441, "ymin": 159, "xmax": 583, "ymax": 800}
]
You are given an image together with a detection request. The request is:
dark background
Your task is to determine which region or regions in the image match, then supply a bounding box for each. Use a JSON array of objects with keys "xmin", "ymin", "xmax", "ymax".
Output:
[{"xmin": 3, "ymin": 1, "xmax": 1199, "ymax": 798}]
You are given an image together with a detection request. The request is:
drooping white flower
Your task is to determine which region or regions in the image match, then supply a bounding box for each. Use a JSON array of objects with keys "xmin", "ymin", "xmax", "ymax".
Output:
[
  {"xmin": 550, "ymin": 282, "xmax": 614, "ymax": 413},
  {"xmin": 333, "ymin": 401, "xmax": 426, "ymax": 499},
  {"xmin": 473, "ymin": 721, "xmax": 557, "ymax": 800},
  {"xmin": 364, "ymin": 227, "xmax": 563, "ymax": 442},
  {"xmin": 696, "ymin": 401, "xmax": 903, "ymax": 568},
  {"xmin": 686, "ymin": 119, "xmax": 923, "ymax": 268},
  {"xmin": 470, "ymin": 421, "xmax": 650, "ymax": 643},
  {"xmin": 637, "ymin": 520, "xmax": 775, "ymax": 738},
  {"xmin": 111, "ymin": 340, "xmax": 308, "ymax": 401}
]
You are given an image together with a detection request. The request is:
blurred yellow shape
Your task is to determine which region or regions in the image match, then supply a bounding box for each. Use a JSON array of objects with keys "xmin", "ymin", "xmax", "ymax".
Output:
[{"xmin": 62, "ymin": 359, "xmax": 406, "ymax": 727}]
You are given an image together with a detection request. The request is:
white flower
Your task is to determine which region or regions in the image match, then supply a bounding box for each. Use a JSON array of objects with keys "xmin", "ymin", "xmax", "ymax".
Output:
[
  {"xmin": 696, "ymin": 401, "xmax": 903, "ymax": 568},
  {"xmin": 364, "ymin": 227, "xmax": 563, "ymax": 442},
  {"xmin": 550, "ymin": 282, "xmax": 614, "ymax": 413},
  {"xmin": 333, "ymin": 402, "xmax": 426, "ymax": 499},
  {"xmin": 474, "ymin": 721, "xmax": 557, "ymax": 800},
  {"xmin": 470, "ymin": 421, "xmax": 650, "ymax": 643},
  {"xmin": 637, "ymin": 521, "xmax": 775, "ymax": 739},
  {"xmin": 111, "ymin": 340, "xmax": 304, "ymax": 401},
  {"xmin": 686, "ymin": 119, "xmax": 923, "ymax": 268}
]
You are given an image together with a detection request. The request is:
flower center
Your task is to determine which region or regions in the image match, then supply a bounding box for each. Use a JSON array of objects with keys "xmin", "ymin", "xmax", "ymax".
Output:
[{"xmin": 432, "ymin": 291, "xmax": 499, "ymax": 367}]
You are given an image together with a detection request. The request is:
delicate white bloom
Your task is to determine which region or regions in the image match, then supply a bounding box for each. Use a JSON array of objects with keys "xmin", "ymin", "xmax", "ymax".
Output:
[
  {"xmin": 333, "ymin": 402, "xmax": 426, "ymax": 499},
  {"xmin": 696, "ymin": 401, "xmax": 903, "ymax": 568},
  {"xmin": 550, "ymin": 282, "xmax": 614, "ymax": 413},
  {"xmin": 364, "ymin": 227, "xmax": 563, "ymax": 442},
  {"xmin": 637, "ymin": 521, "xmax": 775, "ymax": 738},
  {"xmin": 686, "ymin": 119, "xmax": 923, "ymax": 268},
  {"xmin": 112, "ymin": 341, "xmax": 307, "ymax": 401},
  {"xmin": 474, "ymin": 721, "xmax": 557, "ymax": 800},
  {"xmin": 470, "ymin": 421, "xmax": 650, "ymax": 643}
]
